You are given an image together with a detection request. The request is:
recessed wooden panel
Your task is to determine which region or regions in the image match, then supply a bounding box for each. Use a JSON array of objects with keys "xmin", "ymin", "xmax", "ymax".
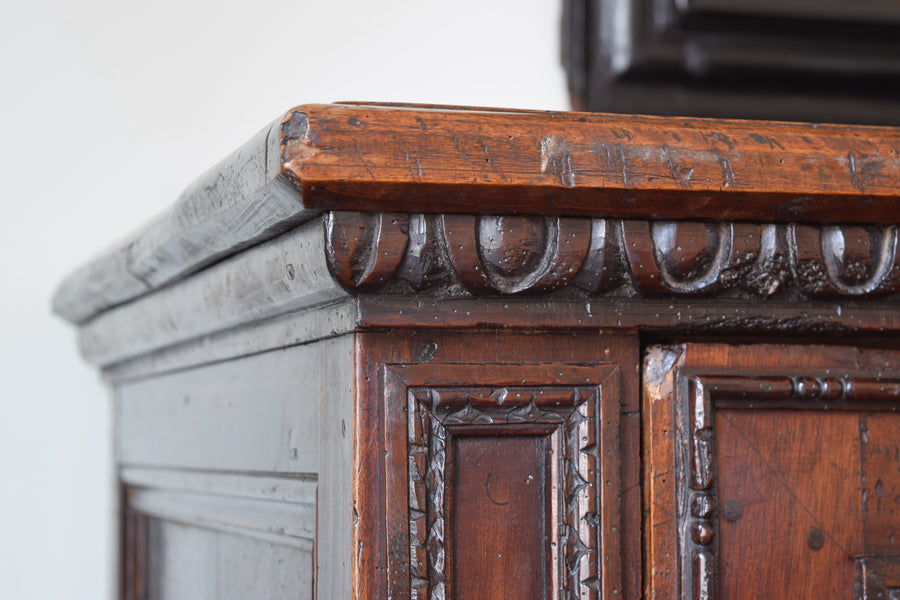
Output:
[
  {"xmin": 716, "ymin": 410, "xmax": 860, "ymax": 598},
  {"xmin": 355, "ymin": 331, "xmax": 640, "ymax": 600},
  {"xmin": 117, "ymin": 338, "xmax": 354, "ymax": 474},
  {"xmin": 450, "ymin": 435, "xmax": 552, "ymax": 599}
]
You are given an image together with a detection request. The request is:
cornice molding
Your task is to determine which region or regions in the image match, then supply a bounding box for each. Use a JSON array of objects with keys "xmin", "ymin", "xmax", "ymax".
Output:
[
  {"xmin": 326, "ymin": 211, "xmax": 900, "ymax": 301},
  {"xmin": 55, "ymin": 102, "xmax": 900, "ymax": 325}
]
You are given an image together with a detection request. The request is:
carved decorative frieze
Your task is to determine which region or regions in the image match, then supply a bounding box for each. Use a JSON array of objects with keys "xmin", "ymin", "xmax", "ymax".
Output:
[{"xmin": 325, "ymin": 211, "xmax": 900, "ymax": 301}]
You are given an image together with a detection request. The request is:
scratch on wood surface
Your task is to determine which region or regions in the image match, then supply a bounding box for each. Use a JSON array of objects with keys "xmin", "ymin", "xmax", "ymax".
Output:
[
  {"xmin": 845, "ymin": 150, "xmax": 884, "ymax": 193},
  {"xmin": 540, "ymin": 135, "xmax": 576, "ymax": 187},
  {"xmin": 404, "ymin": 152, "xmax": 424, "ymax": 180},
  {"xmin": 661, "ymin": 144, "xmax": 694, "ymax": 188},
  {"xmin": 849, "ymin": 151, "xmax": 864, "ymax": 192},
  {"xmin": 748, "ymin": 133, "xmax": 785, "ymax": 151},
  {"xmin": 616, "ymin": 144, "xmax": 629, "ymax": 186},
  {"xmin": 481, "ymin": 142, "xmax": 498, "ymax": 173},
  {"xmin": 451, "ymin": 135, "xmax": 468, "ymax": 161},
  {"xmin": 705, "ymin": 131, "xmax": 736, "ymax": 151},
  {"xmin": 716, "ymin": 150, "xmax": 736, "ymax": 188}
]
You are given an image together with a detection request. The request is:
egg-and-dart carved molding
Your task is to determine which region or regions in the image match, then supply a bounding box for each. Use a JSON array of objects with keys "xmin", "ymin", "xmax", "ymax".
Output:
[{"xmin": 324, "ymin": 211, "xmax": 900, "ymax": 301}]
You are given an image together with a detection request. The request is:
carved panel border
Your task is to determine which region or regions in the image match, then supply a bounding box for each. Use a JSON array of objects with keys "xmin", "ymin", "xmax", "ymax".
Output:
[
  {"xmin": 384, "ymin": 363, "xmax": 620, "ymax": 600},
  {"xmin": 682, "ymin": 374, "xmax": 900, "ymax": 600},
  {"xmin": 645, "ymin": 346, "xmax": 900, "ymax": 600},
  {"xmin": 326, "ymin": 211, "xmax": 900, "ymax": 302}
]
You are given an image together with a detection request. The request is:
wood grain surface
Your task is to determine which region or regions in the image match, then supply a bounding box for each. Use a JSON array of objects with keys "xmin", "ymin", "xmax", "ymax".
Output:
[{"xmin": 284, "ymin": 102, "xmax": 900, "ymax": 223}]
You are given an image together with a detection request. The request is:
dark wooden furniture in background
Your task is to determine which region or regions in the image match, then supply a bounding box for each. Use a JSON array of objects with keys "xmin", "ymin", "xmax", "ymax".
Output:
[
  {"xmin": 562, "ymin": 0, "xmax": 900, "ymax": 124},
  {"xmin": 56, "ymin": 103, "xmax": 900, "ymax": 599}
]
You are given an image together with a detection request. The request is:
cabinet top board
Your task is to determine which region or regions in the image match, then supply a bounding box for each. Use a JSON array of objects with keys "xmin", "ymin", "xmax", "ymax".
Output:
[{"xmin": 285, "ymin": 102, "xmax": 900, "ymax": 220}]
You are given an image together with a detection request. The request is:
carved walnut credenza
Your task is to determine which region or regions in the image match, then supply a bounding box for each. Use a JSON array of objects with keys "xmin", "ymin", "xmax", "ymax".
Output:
[{"xmin": 55, "ymin": 103, "xmax": 900, "ymax": 599}]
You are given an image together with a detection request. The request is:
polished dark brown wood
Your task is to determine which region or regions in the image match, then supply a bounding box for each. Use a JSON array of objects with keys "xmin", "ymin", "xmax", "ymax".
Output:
[{"xmin": 450, "ymin": 435, "xmax": 550, "ymax": 599}]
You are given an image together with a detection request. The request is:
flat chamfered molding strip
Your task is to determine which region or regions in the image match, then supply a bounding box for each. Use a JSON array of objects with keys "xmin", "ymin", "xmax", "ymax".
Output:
[
  {"xmin": 55, "ymin": 102, "xmax": 900, "ymax": 324},
  {"xmin": 54, "ymin": 118, "xmax": 314, "ymax": 324}
]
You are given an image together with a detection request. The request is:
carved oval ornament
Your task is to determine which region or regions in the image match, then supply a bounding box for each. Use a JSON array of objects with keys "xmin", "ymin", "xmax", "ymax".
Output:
[{"xmin": 325, "ymin": 211, "xmax": 900, "ymax": 300}]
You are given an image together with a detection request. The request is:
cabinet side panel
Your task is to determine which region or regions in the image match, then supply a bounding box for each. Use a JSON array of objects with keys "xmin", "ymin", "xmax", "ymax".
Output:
[
  {"xmin": 117, "ymin": 338, "xmax": 352, "ymax": 474},
  {"xmin": 117, "ymin": 335, "xmax": 356, "ymax": 600},
  {"xmin": 143, "ymin": 518, "xmax": 313, "ymax": 600},
  {"xmin": 316, "ymin": 334, "xmax": 357, "ymax": 600}
]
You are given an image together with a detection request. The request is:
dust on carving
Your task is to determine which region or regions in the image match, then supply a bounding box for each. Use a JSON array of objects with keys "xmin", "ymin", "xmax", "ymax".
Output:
[
  {"xmin": 795, "ymin": 259, "xmax": 832, "ymax": 296},
  {"xmin": 540, "ymin": 135, "xmax": 576, "ymax": 187}
]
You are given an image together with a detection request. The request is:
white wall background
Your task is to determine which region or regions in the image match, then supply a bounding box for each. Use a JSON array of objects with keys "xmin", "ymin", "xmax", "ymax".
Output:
[{"xmin": 0, "ymin": 1, "xmax": 567, "ymax": 598}]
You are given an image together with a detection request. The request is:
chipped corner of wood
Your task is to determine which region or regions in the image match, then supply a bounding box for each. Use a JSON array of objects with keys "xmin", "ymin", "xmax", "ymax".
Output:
[
  {"xmin": 643, "ymin": 344, "xmax": 685, "ymax": 400},
  {"xmin": 279, "ymin": 105, "xmax": 318, "ymax": 177}
]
